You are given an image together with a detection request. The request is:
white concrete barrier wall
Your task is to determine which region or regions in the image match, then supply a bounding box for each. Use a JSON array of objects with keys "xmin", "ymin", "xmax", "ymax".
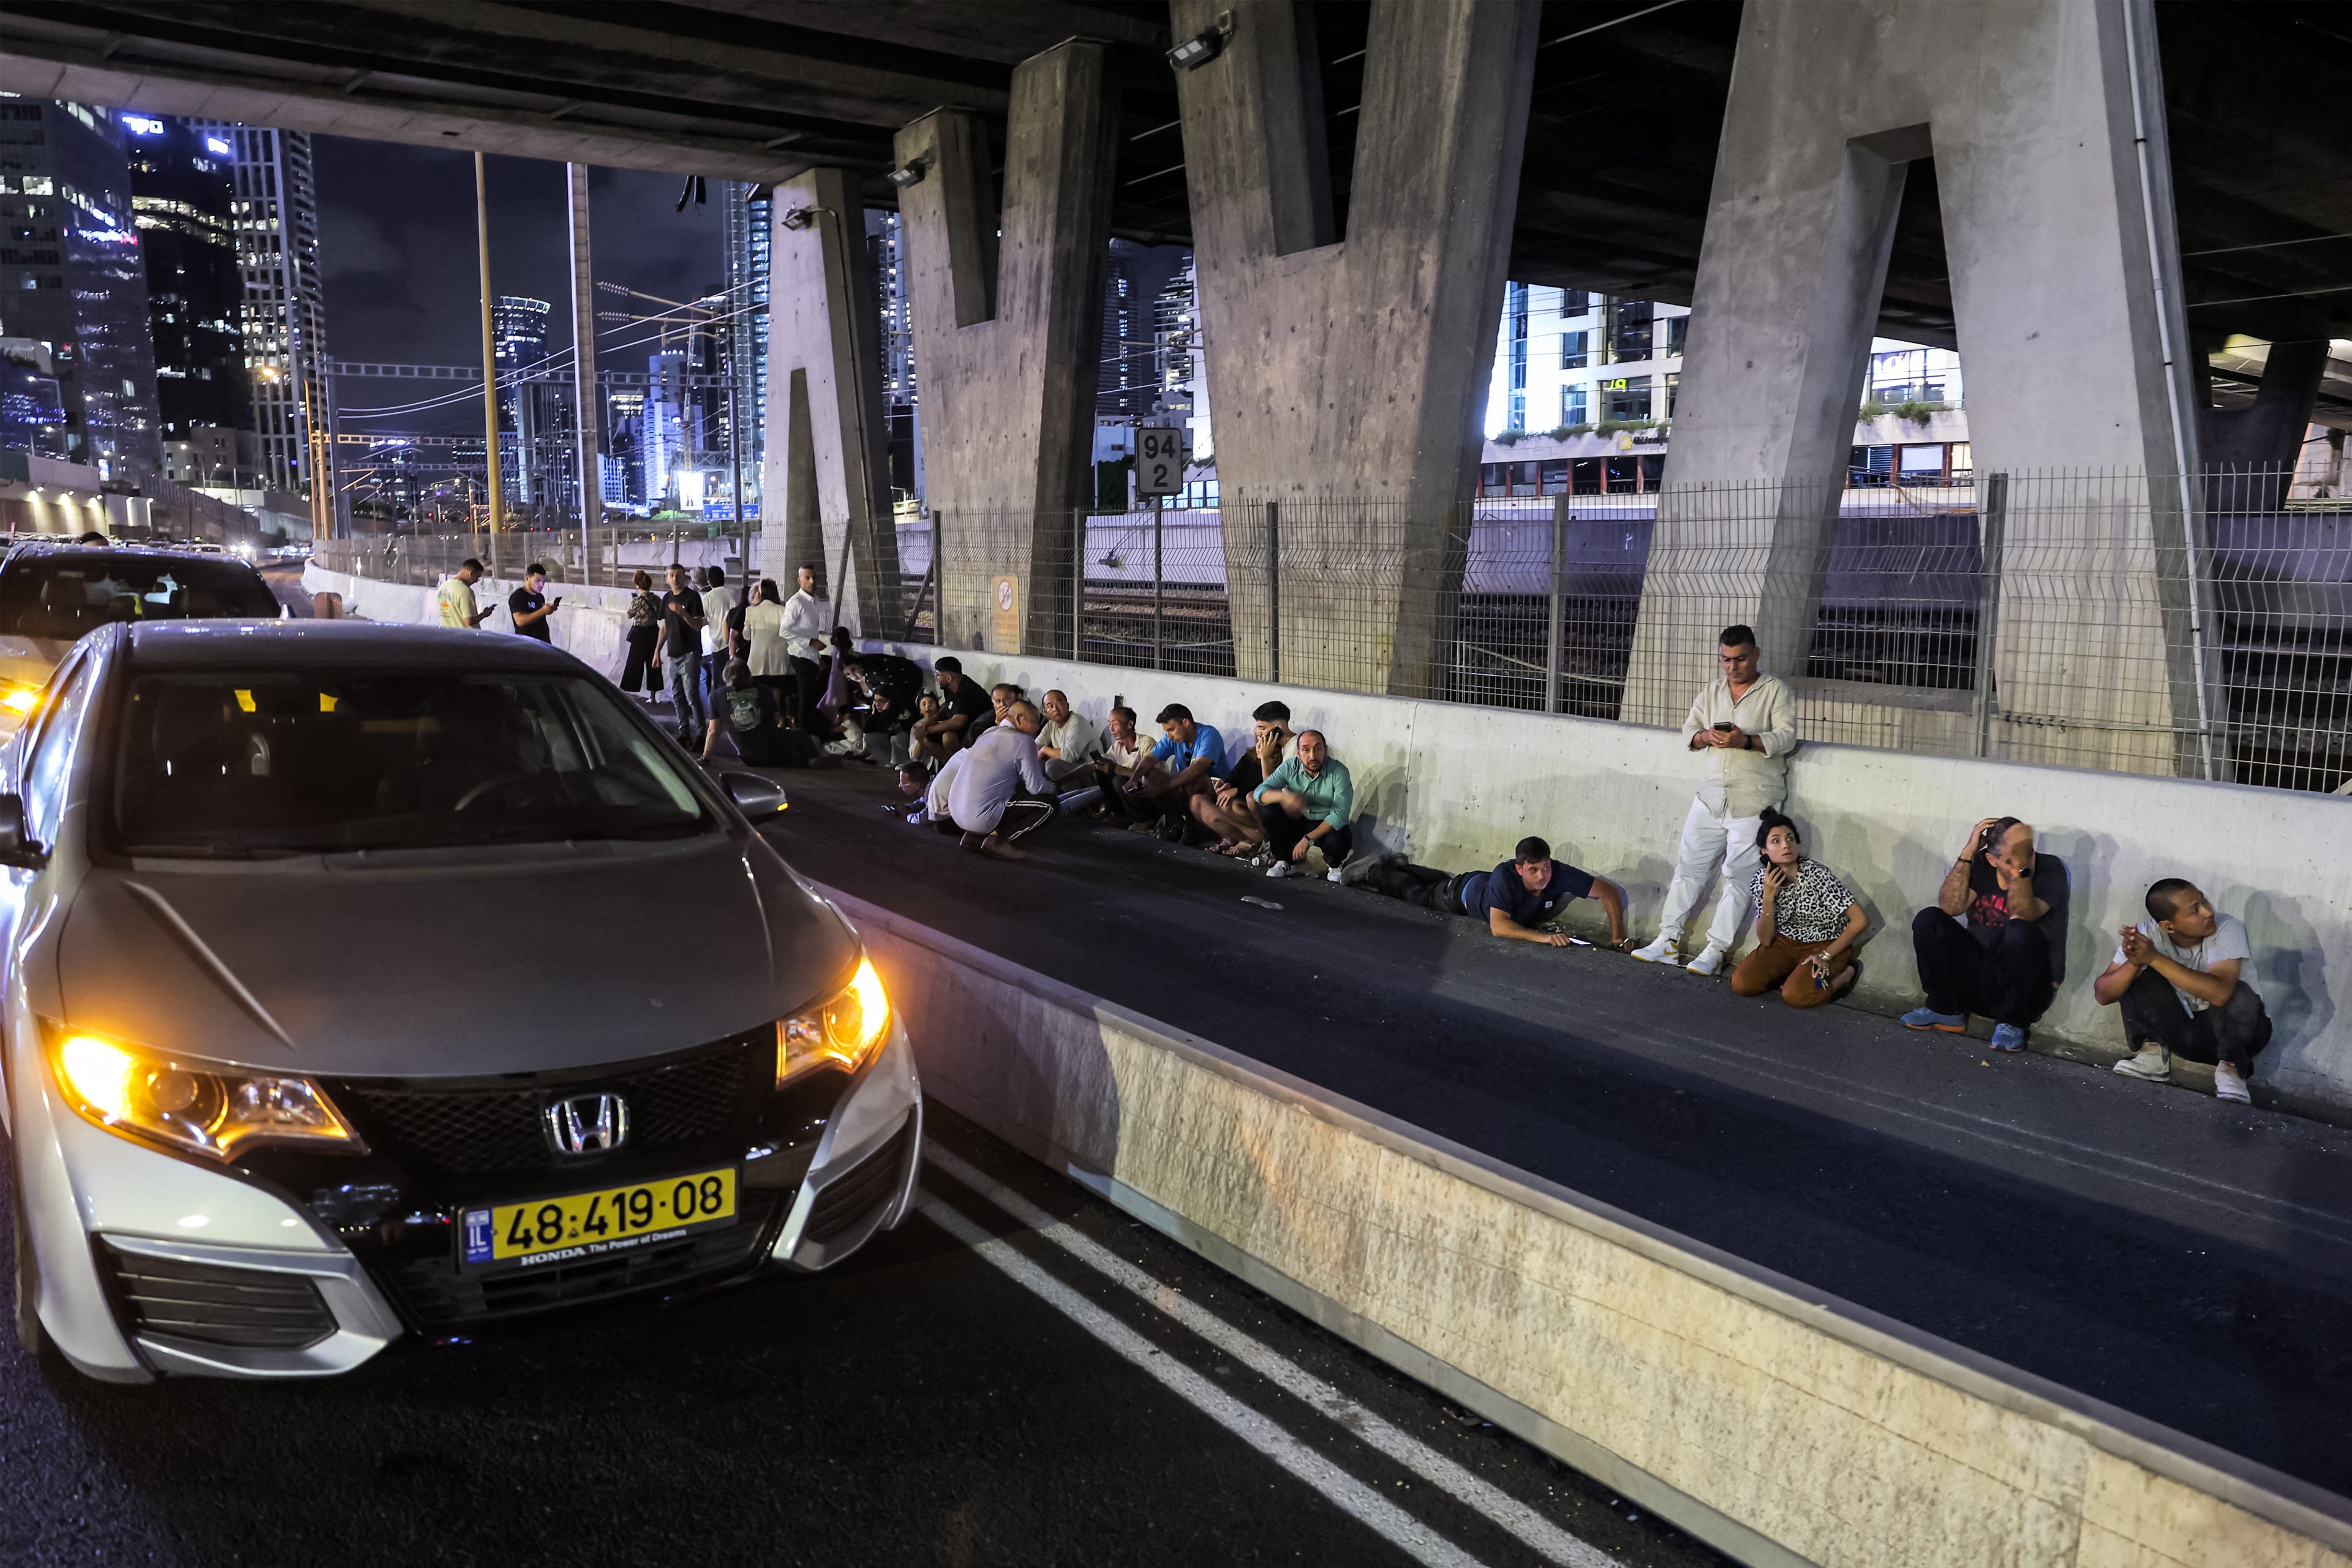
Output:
[
  {"xmin": 867, "ymin": 640, "xmax": 2352, "ymax": 1120},
  {"xmin": 835, "ymin": 884, "xmax": 2352, "ymax": 1568},
  {"xmin": 303, "ymin": 563, "xmax": 636, "ymax": 684}
]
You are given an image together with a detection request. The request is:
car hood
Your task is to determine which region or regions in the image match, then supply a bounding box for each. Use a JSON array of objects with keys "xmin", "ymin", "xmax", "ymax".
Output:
[{"xmin": 55, "ymin": 834, "xmax": 858, "ymax": 1077}]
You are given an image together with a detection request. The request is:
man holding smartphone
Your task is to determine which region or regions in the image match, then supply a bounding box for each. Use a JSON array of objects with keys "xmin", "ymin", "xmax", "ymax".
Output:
[
  {"xmin": 1631, "ymin": 624, "xmax": 1798, "ymax": 976},
  {"xmin": 509, "ymin": 563, "xmax": 560, "ymax": 643},
  {"xmin": 1902, "ymin": 815, "xmax": 2071, "ymax": 1052}
]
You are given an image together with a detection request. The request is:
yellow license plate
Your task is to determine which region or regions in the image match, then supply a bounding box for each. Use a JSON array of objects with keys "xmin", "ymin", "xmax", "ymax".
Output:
[{"xmin": 459, "ymin": 1167, "xmax": 737, "ymax": 1271}]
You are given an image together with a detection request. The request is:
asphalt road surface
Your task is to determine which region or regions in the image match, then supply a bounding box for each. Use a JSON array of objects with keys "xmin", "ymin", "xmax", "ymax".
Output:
[
  {"xmin": 764, "ymin": 763, "xmax": 2352, "ymax": 1501},
  {"xmin": 0, "ymin": 1102, "xmax": 1714, "ymax": 1568}
]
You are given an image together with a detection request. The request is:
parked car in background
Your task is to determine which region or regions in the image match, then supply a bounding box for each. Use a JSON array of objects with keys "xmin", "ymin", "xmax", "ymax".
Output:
[
  {"xmin": 0, "ymin": 620, "xmax": 919, "ymax": 1380},
  {"xmin": 0, "ymin": 542, "xmax": 282, "ymax": 732}
]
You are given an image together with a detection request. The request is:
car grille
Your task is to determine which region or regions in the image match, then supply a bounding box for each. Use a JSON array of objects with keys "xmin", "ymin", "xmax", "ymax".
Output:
[
  {"xmin": 100, "ymin": 1243, "xmax": 336, "ymax": 1351},
  {"xmin": 333, "ymin": 1039, "xmax": 759, "ymax": 1177},
  {"xmin": 382, "ymin": 1193, "xmax": 786, "ymax": 1328},
  {"xmin": 803, "ymin": 1122, "xmax": 915, "ymax": 1246}
]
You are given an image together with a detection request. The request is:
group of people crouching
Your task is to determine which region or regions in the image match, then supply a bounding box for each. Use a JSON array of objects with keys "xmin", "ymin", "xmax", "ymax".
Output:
[{"xmin": 867, "ymin": 631, "xmax": 2272, "ymax": 1106}]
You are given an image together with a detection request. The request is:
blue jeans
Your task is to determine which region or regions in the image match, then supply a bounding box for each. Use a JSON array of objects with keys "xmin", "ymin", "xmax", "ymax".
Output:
[
  {"xmin": 700, "ymin": 650, "xmax": 728, "ymax": 719},
  {"xmin": 667, "ymin": 654, "xmax": 706, "ymax": 737}
]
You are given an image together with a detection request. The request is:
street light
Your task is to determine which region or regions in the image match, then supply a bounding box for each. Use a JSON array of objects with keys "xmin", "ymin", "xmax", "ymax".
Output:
[
  {"xmin": 1168, "ymin": 11, "xmax": 1234, "ymax": 70},
  {"xmin": 781, "ymin": 206, "xmax": 835, "ymax": 231},
  {"xmin": 886, "ymin": 157, "xmax": 929, "ymax": 190}
]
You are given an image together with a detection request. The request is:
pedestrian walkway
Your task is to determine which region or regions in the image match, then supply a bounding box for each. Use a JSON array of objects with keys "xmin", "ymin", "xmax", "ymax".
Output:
[{"xmin": 763, "ymin": 765, "xmax": 2352, "ymax": 1499}]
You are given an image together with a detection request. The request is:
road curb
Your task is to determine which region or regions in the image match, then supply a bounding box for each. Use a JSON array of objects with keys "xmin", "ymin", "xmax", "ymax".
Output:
[{"xmin": 823, "ymin": 880, "xmax": 2352, "ymax": 1568}]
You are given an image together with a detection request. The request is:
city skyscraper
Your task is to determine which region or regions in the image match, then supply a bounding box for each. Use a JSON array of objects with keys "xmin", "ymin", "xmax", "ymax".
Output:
[
  {"xmin": 127, "ymin": 116, "xmax": 249, "ymax": 467},
  {"xmin": 1097, "ymin": 240, "xmax": 1150, "ymax": 419},
  {"xmin": 1152, "ymin": 253, "xmax": 1196, "ymax": 427},
  {"xmin": 866, "ymin": 208, "xmax": 921, "ymax": 507},
  {"xmin": 0, "ymin": 99, "xmax": 162, "ymax": 479},
  {"xmin": 195, "ymin": 120, "xmax": 322, "ymax": 496},
  {"xmin": 722, "ymin": 179, "xmax": 769, "ymax": 513},
  {"xmin": 492, "ymin": 293, "xmax": 552, "ymax": 510}
]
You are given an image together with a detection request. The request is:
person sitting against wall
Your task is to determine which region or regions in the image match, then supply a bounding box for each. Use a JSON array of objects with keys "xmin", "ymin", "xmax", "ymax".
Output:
[
  {"xmin": 1729, "ymin": 810, "xmax": 1867, "ymax": 1006},
  {"xmin": 898, "ymin": 655, "xmax": 990, "ymax": 807},
  {"xmin": 1249, "ymin": 727, "xmax": 1354, "ymax": 880},
  {"xmin": 1121, "ymin": 703, "xmax": 1228, "ymax": 836},
  {"xmin": 924, "ymin": 697, "xmax": 1054, "ymax": 861},
  {"xmin": 842, "ymin": 648, "xmax": 924, "ymax": 767},
  {"xmin": 1089, "ymin": 706, "xmax": 1150, "ymax": 821},
  {"xmin": 2095, "ymin": 878, "xmax": 2271, "ymax": 1103},
  {"xmin": 1901, "ymin": 815, "xmax": 2071, "ymax": 1053},
  {"xmin": 710, "ymin": 659, "xmax": 796, "ymax": 766},
  {"xmin": 1353, "ymin": 836, "xmax": 1630, "ymax": 948},
  {"xmin": 1193, "ymin": 700, "xmax": 1292, "ymax": 854},
  {"xmin": 1034, "ymin": 689, "xmax": 1101, "ymax": 786}
]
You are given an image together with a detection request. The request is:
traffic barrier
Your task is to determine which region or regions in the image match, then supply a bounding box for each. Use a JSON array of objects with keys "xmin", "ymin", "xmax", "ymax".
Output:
[{"xmin": 826, "ymin": 882, "xmax": 2352, "ymax": 1568}]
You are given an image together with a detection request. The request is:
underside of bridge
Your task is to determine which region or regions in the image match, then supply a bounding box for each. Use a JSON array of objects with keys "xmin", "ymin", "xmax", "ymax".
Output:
[{"xmin": 0, "ymin": 1, "xmax": 2345, "ymax": 360}]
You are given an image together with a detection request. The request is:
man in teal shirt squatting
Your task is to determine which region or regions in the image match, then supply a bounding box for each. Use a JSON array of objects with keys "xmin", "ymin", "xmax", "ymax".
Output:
[{"xmin": 1253, "ymin": 728, "xmax": 1355, "ymax": 881}]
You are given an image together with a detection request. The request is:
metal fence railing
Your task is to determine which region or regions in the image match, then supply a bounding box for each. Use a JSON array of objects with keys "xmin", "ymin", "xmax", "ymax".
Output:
[
  {"xmin": 312, "ymin": 526, "xmax": 752, "ymax": 590},
  {"xmin": 328, "ymin": 468, "xmax": 2352, "ymax": 794}
]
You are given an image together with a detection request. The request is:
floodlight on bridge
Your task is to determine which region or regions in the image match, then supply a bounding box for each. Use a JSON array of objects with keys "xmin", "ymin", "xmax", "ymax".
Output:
[
  {"xmin": 885, "ymin": 158, "xmax": 928, "ymax": 190},
  {"xmin": 781, "ymin": 206, "xmax": 835, "ymax": 232},
  {"xmin": 1167, "ymin": 11, "xmax": 1234, "ymax": 72}
]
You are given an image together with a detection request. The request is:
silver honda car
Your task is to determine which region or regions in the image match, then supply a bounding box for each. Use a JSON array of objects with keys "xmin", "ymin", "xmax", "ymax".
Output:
[{"xmin": 0, "ymin": 620, "xmax": 920, "ymax": 1381}]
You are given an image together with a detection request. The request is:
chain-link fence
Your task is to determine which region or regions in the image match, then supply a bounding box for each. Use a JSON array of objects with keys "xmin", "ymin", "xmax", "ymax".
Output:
[
  {"xmin": 314, "ymin": 525, "xmax": 750, "ymax": 590},
  {"xmin": 331, "ymin": 468, "xmax": 2352, "ymax": 794}
]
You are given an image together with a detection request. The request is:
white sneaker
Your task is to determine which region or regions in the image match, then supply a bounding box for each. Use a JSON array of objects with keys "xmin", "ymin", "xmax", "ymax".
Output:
[
  {"xmin": 2214, "ymin": 1061, "xmax": 2252, "ymax": 1103},
  {"xmin": 2113, "ymin": 1041, "xmax": 2172, "ymax": 1083},
  {"xmin": 1325, "ymin": 867, "xmax": 1344, "ymax": 883},
  {"xmin": 1630, "ymin": 935, "xmax": 1680, "ymax": 965},
  {"xmin": 1265, "ymin": 861, "xmax": 1291, "ymax": 879},
  {"xmin": 822, "ymin": 739, "xmax": 859, "ymax": 756},
  {"xmin": 1684, "ymin": 945, "xmax": 1728, "ymax": 978}
]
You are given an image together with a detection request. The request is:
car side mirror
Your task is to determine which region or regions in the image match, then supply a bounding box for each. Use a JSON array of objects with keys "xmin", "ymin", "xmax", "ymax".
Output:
[
  {"xmin": 719, "ymin": 771, "xmax": 788, "ymax": 817},
  {"xmin": 0, "ymin": 794, "xmax": 45, "ymax": 869}
]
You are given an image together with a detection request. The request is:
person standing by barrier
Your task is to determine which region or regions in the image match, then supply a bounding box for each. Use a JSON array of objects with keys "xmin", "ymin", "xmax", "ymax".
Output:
[
  {"xmin": 1730, "ymin": 811, "xmax": 1866, "ymax": 1007},
  {"xmin": 780, "ymin": 564, "xmax": 831, "ymax": 731},
  {"xmin": 698, "ymin": 565, "xmax": 737, "ymax": 721},
  {"xmin": 2096, "ymin": 879, "xmax": 2271, "ymax": 1102},
  {"xmin": 508, "ymin": 563, "xmax": 559, "ymax": 643},
  {"xmin": 1632, "ymin": 625, "xmax": 1798, "ymax": 976},
  {"xmin": 1355, "ymin": 836, "xmax": 1629, "ymax": 948},
  {"xmin": 655, "ymin": 562, "xmax": 707, "ymax": 744},
  {"xmin": 741, "ymin": 579, "xmax": 792, "ymax": 709},
  {"xmin": 620, "ymin": 569, "xmax": 662, "ymax": 703},
  {"xmin": 435, "ymin": 558, "xmax": 493, "ymax": 629},
  {"xmin": 1902, "ymin": 816, "xmax": 2070, "ymax": 1052}
]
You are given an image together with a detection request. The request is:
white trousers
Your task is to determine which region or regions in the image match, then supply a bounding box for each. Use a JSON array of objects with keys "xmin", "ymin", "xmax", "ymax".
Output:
[{"xmin": 1655, "ymin": 796, "xmax": 1768, "ymax": 956}]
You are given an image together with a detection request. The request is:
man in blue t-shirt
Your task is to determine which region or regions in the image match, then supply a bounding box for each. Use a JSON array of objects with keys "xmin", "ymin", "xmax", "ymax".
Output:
[
  {"xmin": 1121, "ymin": 701, "xmax": 1227, "ymax": 834},
  {"xmin": 1353, "ymin": 835, "xmax": 1630, "ymax": 948}
]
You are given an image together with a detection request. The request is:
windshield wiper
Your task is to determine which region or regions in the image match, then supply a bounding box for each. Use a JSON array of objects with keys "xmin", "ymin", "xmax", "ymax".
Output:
[{"xmin": 119, "ymin": 843, "xmax": 299, "ymax": 861}]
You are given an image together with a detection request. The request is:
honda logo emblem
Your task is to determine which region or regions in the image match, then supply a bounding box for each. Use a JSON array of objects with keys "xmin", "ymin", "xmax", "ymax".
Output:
[{"xmin": 544, "ymin": 1093, "xmax": 628, "ymax": 1156}]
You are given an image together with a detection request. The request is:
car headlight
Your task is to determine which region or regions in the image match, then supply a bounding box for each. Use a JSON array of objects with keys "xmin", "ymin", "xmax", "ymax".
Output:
[
  {"xmin": 0, "ymin": 677, "xmax": 40, "ymax": 716},
  {"xmin": 43, "ymin": 1025, "xmax": 364, "ymax": 1161},
  {"xmin": 776, "ymin": 956, "xmax": 891, "ymax": 1085}
]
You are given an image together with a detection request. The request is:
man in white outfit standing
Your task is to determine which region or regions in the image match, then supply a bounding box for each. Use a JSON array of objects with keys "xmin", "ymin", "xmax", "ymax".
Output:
[
  {"xmin": 779, "ymin": 563, "xmax": 831, "ymax": 731},
  {"xmin": 1632, "ymin": 624, "xmax": 1798, "ymax": 976}
]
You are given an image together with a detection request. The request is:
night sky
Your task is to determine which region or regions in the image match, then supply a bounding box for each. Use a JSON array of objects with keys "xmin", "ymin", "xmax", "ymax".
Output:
[{"xmin": 313, "ymin": 138, "xmax": 726, "ymax": 436}]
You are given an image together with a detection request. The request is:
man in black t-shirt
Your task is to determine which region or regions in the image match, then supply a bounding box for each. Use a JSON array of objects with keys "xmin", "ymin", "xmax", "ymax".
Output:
[
  {"xmin": 1354, "ymin": 835, "xmax": 1630, "ymax": 948},
  {"xmin": 508, "ymin": 563, "xmax": 559, "ymax": 643},
  {"xmin": 655, "ymin": 562, "xmax": 707, "ymax": 742},
  {"xmin": 1904, "ymin": 815, "xmax": 2070, "ymax": 1052},
  {"xmin": 1191, "ymin": 699, "xmax": 1291, "ymax": 849}
]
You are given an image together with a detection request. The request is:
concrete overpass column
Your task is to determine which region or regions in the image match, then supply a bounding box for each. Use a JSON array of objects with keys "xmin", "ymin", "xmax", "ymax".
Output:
[
  {"xmin": 1173, "ymin": 0, "xmax": 1539, "ymax": 693},
  {"xmin": 762, "ymin": 167, "xmax": 895, "ymax": 633},
  {"xmin": 893, "ymin": 40, "xmax": 1116, "ymax": 655},
  {"xmin": 1625, "ymin": 0, "xmax": 2209, "ymax": 777}
]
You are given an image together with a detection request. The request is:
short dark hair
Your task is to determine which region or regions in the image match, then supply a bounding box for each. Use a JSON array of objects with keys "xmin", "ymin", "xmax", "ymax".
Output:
[
  {"xmin": 1719, "ymin": 624, "xmax": 1757, "ymax": 650},
  {"xmin": 1753, "ymin": 808, "xmax": 1799, "ymax": 851},
  {"xmin": 460, "ymin": 557, "xmax": 485, "ymax": 573},
  {"xmin": 1514, "ymin": 835, "xmax": 1551, "ymax": 864},
  {"xmin": 1156, "ymin": 702, "xmax": 1193, "ymax": 726},
  {"xmin": 934, "ymin": 655, "xmax": 962, "ymax": 674},
  {"xmin": 724, "ymin": 659, "xmax": 750, "ymax": 689},
  {"xmin": 797, "ymin": 562, "xmax": 817, "ymax": 576},
  {"xmin": 707, "ymin": 565, "xmax": 726, "ymax": 586},
  {"xmin": 526, "ymin": 561, "xmax": 548, "ymax": 578},
  {"xmin": 2146, "ymin": 877, "xmax": 2195, "ymax": 922},
  {"xmin": 1252, "ymin": 700, "xmax": 1292, "ymax": 723},
  {"xmin": 1109, "ymin": 704, "xmax": 1137, "ymax": 723}
]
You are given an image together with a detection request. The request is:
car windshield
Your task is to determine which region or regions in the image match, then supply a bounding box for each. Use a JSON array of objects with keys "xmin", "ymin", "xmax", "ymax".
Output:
[
  {"xmin": 110, "ymin": 666, "xmax": 717, "ymax": 856},
  {"xmin": 0, "ymin": 554, "xmax": 279, "ymax": 641}
]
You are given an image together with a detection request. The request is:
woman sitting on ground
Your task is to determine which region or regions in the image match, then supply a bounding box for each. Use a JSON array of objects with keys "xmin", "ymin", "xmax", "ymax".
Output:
[{"xmin": 1729, "ymin": 810, "xmax": 1866, "ymax": 1008}]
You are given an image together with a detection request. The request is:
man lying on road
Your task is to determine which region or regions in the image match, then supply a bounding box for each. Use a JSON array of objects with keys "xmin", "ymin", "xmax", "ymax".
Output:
[{"xmin": 1352, "ymin": 836, "xmax": 1630, "ymax": 948}]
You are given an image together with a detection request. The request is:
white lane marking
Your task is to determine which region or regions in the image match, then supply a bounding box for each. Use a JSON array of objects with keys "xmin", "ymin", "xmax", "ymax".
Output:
[
  {"xmin": 926, "ymin": 1146, "xmax": 1624, "ymax": 1568},
  {"xmin": 918, "ymin": 1194, "xmax": 1491, "ymax": 1568}
]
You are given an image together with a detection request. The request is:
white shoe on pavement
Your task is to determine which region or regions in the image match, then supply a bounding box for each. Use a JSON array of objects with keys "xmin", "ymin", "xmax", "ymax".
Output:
[
  {"xmin": 2113, "ymin": 1041, "xmax": 2172, "ymax": 1083},
  {"xmin": 1684, "ymin": 944, "xmax": 1728, "ymax": 978},
  {"xmin": 2214, "ymin": 1061, "xmax": 2252, "ymax": 1103},
  {"xmin": 1630, "ymin": 935, "xmax": 1679, "ymax": 965},
  {"xmin": 1265, "ymin": 861, "xmax": 1291, "ymax": 879},
  {"xmin": 1325, "ymin": 867, "xmax": 1344, "ymax": 883}
]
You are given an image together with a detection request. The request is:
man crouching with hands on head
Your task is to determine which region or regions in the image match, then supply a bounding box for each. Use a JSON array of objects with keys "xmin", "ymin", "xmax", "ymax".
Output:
[{"xmin": 2095, "ymin": 879, "xmax": 2271, "ymax": 1103}]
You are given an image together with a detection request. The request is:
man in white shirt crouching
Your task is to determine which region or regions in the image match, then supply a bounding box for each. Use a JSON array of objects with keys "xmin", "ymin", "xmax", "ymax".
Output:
[{"xmin": 925, "ymin": 698, "xmax": 1054, "ymax": 861}]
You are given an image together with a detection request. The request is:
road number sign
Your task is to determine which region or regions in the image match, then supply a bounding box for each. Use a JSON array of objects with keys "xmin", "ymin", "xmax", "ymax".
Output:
[{"xmin": 1137, "ymin": 427, "xmax": 1185, "ymax": 498}]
